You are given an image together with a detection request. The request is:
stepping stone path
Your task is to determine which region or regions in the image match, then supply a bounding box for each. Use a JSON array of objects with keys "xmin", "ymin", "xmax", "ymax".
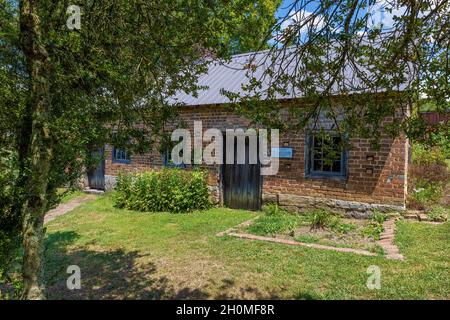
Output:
[
  {"xmin": 377, "ymin": 218, "xmax": 404, "ymax": 260},
  {"xmin": 44, "ymin": 194, "xmax": 96, "ymax": 224},
  {"xmin": 403, "ymin": 210, "xmax": 446, "ymax": 225},
  {"xmin": 404, "ymin": 210, "xmax": 429, "ymax": 222}
]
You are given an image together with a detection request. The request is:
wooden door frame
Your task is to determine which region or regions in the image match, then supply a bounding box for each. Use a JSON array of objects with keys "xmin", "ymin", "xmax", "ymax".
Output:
[
  {"xmin": 220, "ymin": 130, "xmax": 263, "ymax": 210},
  {"xmin": 87, "ymin": 147, "xmax": 105, "ymax": 190}
]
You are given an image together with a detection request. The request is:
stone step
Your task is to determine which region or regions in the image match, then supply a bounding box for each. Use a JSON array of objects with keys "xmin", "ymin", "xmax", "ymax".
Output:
[{"xmin": 84, "ymin": 188, "xmax": 105, "ymax": 195}]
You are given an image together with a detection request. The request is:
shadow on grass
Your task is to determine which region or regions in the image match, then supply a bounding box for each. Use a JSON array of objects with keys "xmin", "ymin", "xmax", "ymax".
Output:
[
  {"xmin": 44, "ymin": 231, "xmax": 284, "ymax": 300},
  {"xmin": 45, "ymin": 231, "xmax": 208, "ymax": 299}
]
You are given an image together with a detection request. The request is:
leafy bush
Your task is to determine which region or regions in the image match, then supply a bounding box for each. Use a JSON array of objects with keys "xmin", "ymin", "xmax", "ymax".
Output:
[
  {"xmin": 361, "ymin": 223, "xmax": 384, "ymax": 240},
  {"xmin": 335, "ymin": 223, "xmax": 357, "ymax": 234},
  {"xmin": 114, "ymin": 168, "xmax": 211, "ymax": 213},
  {"xmin": 371, "ymin": 211, "xmax": 387, "ymax": 224},
  {"xmin": 0, "ymin": 151, "xmax": 22, "ymax": 299},
  {"xmin": 361, "ymin": 212, "xmax": 386, "ymax": 240},
  {"xmin": 409, "ymin": 141, "xmax": 449, "ymax": 210},
  {"xmin": 0, "ymin": 150, "xmax": 20, "ymax": 232},
  {"xmin": 427, "ymin": 206, "xmax": 448, "ymax": 222},
  {"xmin": 306, "ymin": 209, "xmax": 338, "ymax": 230},
  {"xmin": 412, "ymin": 143, "xmax": 448, "ymax": 167},
  {"xmin": 0, "ymin": 231, "xmax": 22, "ymax": 300},
  {"xmin": 409, "ymin": 179, "xmax": 445, "ymax": 209}
]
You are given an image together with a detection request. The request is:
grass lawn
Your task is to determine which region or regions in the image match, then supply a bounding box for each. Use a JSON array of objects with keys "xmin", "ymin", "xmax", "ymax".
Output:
[
  {"xmin": 57, "ymin": 189, "xmax": 86, "ymax": 204},
  {"xmin": 44, "ymin": 193, "xmax": 450, "ymax": 299}
]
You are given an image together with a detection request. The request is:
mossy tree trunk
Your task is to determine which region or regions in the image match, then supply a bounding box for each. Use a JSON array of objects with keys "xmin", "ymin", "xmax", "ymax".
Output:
[{"xmin": 19, "ymin": 0, "xmax": 53, "ymax": 300}]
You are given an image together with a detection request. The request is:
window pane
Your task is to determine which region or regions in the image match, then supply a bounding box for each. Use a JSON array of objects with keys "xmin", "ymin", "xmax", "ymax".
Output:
[
  {"xmin": 309, "ymin": 133, "xmax": 344, "ymax": 176},
  {"xmin": 313, "ymin": 160, "xmax": 322, "ymax": 171},
  {"xmin": 322, "ymin": 162, "xmax": 332, "ymax": 172},
  {"xmin": 114, "ymin": 148, "xmax": 129, "ymax": 161},
  {"xmin": 332, "ymin": 160, "xmax": 341, "ymax": 172}
]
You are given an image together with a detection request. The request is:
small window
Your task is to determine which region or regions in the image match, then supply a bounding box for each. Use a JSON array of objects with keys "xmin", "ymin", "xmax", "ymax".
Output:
[
  {"xmin": 306, "ymin": 132, "xmax": 347, "ymax": 179},
  {"xmin": 112, "ymin": 146, "xmax": 131, "ymax": 164},
  {"xmin": 162, "ymin": 149, "xmax": 186, "ymax": 168}
]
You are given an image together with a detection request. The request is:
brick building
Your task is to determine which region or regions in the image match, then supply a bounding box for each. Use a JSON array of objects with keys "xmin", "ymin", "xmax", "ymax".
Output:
[{"xmin": 89, "ymin": 50, "xmax": 410, "ymax": 217}]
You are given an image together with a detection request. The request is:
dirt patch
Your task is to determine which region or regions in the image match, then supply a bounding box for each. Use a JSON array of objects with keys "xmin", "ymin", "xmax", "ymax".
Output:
[
  {"xmin": 45, "ymin": 194, "xmax": 96, "ymax": 223},
  {"xmin": 289, "ymin": 218, "xmax": 377, "ymax": 251}
]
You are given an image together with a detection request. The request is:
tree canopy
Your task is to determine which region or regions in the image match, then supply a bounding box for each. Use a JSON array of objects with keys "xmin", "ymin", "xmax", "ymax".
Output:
[
  {"xmin": 226, "ymin": 0, "xmax": 449, "ymax": 146},
  {"xmin": 0, "ymin": 0, "xmax": 282, "ymax": 299}
]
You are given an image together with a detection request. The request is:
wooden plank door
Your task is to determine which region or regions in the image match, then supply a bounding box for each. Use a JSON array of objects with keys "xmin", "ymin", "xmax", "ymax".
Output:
[
  {"xmin": 223, "ymin": 138, "xmax": 262, "ymax": 210},
  {"xmin": 88, "ymin": 148, "xmax": 105, "ymax": 190}
]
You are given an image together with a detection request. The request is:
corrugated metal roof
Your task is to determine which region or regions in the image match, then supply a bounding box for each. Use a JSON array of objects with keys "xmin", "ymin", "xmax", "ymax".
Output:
[
  {"xmin": 170, "ymin": 46, "xmax": 412, "ymax": 106},
  {"xmin": 169, "ymin": 49, "xmax": 297, "ymax": 106}
]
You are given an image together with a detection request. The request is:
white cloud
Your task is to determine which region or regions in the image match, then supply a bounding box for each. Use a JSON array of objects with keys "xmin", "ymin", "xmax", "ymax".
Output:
[
  {"xmin": 281, "ymin": 9, "xmax": 325, "ymax": 33},
  {"xmin": 367, "ymin": 0, "xmax": 407, "ymax": 29}
]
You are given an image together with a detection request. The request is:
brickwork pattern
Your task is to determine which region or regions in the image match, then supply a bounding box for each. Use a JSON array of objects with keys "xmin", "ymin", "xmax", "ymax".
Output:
[{"xmin": 105, "ymin": 103, "xmax": 408, "ymax": 208}]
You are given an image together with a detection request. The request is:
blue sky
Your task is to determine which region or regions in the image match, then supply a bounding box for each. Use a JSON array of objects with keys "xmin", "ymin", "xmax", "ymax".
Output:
[
  {"xmin": 275, "ymin": 0, "xmax": 407, "ymax": 32},
  {"xmin": 276, "ymin": 0, "xmax": 315, "ymax": 19}
]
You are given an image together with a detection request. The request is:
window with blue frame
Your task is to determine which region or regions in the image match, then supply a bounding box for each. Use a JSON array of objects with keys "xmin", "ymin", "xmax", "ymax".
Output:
[
  {"xmin": 305, "ymin": 132, "xmax": 347, "ymax": 179},
  {"xmin": 163, "ymin": 149, "xmax": 186, "ymax": 168},
  {"xmin": 112, "ymin": 146, "xmax": 131, "ymax": 164}
]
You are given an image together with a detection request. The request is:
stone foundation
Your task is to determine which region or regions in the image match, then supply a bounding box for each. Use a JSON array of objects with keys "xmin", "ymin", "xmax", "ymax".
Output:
[
  {"xmin": 103, "ymin": 173, "xmax": 404, "ymax": 217},
  {"xmin": 263, "ymin": 193, "xmax": 405, "ymax": 219},
  {"xmin": 207, "ymin": 185, "xmax": 221, "ymax": 205},
  {"xmin": 104, "ymin": 175, "xmax": 117, "ymax": 191}
]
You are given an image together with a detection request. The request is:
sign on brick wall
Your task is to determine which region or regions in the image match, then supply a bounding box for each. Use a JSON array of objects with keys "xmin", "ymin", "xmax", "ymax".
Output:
[{"xmin": 272, "ymin": 147, "xmax": 293, "ymax": 158}]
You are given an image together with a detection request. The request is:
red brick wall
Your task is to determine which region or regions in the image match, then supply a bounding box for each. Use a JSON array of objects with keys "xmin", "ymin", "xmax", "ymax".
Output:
[
  {"xmin": 105, "ymin": 103, "xmax": 408, "ymax": 207},
  {"xmin": 263, "ymin": 133, "xmax": 407, "ymax": 206},
  {"xmin": 419, "ymin": 112, "xmax": 449, "ymax": 125}
]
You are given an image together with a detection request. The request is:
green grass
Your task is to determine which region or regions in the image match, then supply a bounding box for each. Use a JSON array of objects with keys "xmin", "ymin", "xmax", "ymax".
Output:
[
  {"xmin": 44, "ymin": 194, "xmax": 450, "ymax": 299},
  {"xmin": 58, "ymin": 189, "xmax": 85, "ymax": 204},
  {"xmin": 294, "ymin": 235, "xmax": 320, "ymax": 244},
  {"xmin": 246, "ymin": 213, "xmax": 304, "ymax": 236}
]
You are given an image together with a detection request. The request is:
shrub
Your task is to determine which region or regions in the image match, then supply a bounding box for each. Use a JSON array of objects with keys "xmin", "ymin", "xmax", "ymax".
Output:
[
  {"xmin": 361, "ymin": 212, "xmax": 386, "ymax": 240},
  {"xmin": 427, "ymin": 206, "xmax": 448, "ymax": 222},
  {"xmin": 0, "ymin": 231, "xmax": 22, "ymax": 300},
  {"xmin": 408, "ymin": 141, "xmax": 449, "ymax": 210},
  {"xmin": 371, "ymin": 211, "xmax": 387, "ymax": 224},
  {"xmin": 307, "ymin": 209, "xmax": 337, "ymax": 230},
  {"xmin": 361, "ymin": 223, "xmax": 384, "ymax": 240},
  {"xmin": 412, "ymin": 143, "xmax": 447, "ymax": 167},
  {"xmin": 0, "ymin": 150, "xmax": 20, "ymax": 233},
  {"xmin": 0, "ymin": 151, "xmax": 22, "ymax": 299},
  {"xmin": 409, "ymin": 179, "xmax": 445, "ymax": 209},
  {"xmin": 335, "ymin": 223, "xmax": 357, "ymax": 234},
  {"xmin": 114, "ymin": 168, "xmax": 211, "ymax": 213}
]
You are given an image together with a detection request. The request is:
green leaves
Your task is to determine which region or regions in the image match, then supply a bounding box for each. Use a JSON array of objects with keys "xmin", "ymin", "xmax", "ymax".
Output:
[
  {"xmin": 1, "ymin": 0, "xmax": 279, "ymax": 220},
  {"xmin": 114, "ymin": 168, "xmax": 211, "ymax": 213},
  {"xmin": 233, "ymin": 0, "xmax": 449, "ymax": 147}
]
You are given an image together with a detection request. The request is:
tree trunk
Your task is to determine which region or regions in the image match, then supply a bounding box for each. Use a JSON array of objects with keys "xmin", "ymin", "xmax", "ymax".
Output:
[{"xmin": 19, "ymin": 0, "xmax": 53, "ymax": 300}]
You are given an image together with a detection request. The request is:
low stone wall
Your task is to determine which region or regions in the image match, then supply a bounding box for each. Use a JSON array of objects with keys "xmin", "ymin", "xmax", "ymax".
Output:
[{"xmin": 263, "ymin": 193, "xmax": 405, "ymax": 219}]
